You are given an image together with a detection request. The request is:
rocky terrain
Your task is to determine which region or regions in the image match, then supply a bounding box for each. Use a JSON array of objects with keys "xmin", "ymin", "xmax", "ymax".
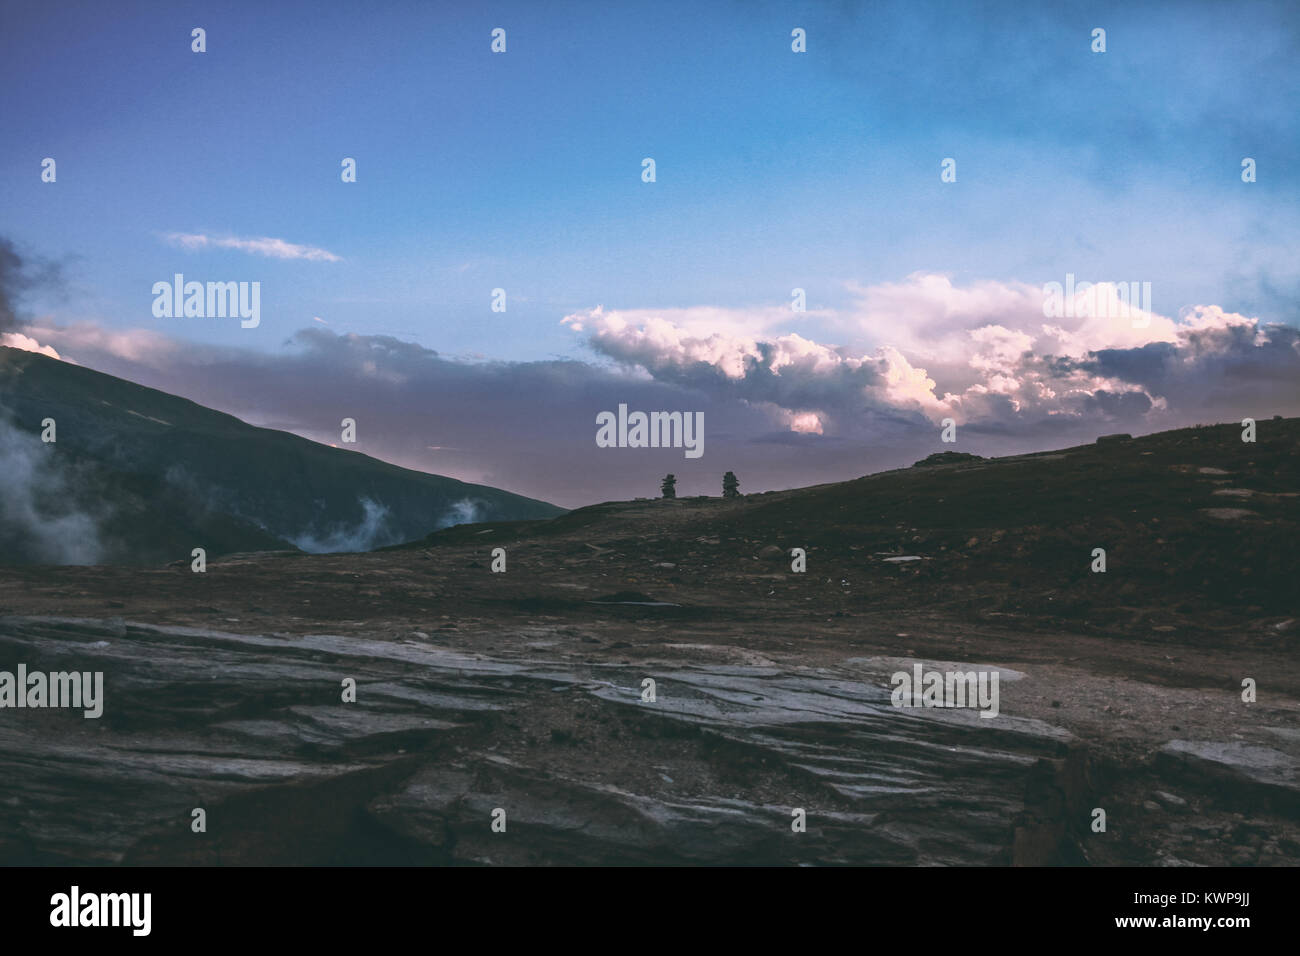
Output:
[{"xmin": 1, "ymin": 419, "xmax": 1297, "ymax": 865}]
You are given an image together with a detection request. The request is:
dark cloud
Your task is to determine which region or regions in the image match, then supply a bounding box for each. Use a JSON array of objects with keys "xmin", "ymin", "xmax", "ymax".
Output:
[
  {"xmin": 1082, "ymin": 389, "xmax": 1156, "ymax": 419},
  {"xmin": 1076, "ymin": 322, "xmax": 1300, "ymax": 419}
]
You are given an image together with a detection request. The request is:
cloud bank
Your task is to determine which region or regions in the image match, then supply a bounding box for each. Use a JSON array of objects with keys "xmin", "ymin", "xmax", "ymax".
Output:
[{"xmin": 562, "ymin": 276, "xmax": 1300, "ymax": 440}]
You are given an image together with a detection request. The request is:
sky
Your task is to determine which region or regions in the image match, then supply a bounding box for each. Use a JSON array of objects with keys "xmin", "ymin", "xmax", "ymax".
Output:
[{"xmin": 2, "ymin": 0, "xmax": 1298, "ymax": 508}]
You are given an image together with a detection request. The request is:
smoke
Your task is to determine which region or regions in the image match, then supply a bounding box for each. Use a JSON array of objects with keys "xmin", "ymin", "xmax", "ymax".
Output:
[
  {"xmin": 0, "ymin": 240, "xmax": 110, "ymax": 565},
  {"xmin": 290, "ymin": 496, "xmax": 398, "ymax": 553},
  {"xmin": 0, "ymin": 418, "xmax": 104, "ymax": 565},
  {"xmin": 0, "ymin": 239, "xmax": 22, "ymax": 332},
  {"xmin": 291, "ymin": 496, "xmax": 488, "ymax": 553},
  {"xmin": 0, "ymin": 237, "xmax": 62, "ymax": 334},
  {"xmin": 438, "ymin": 497, "xmax": 484, "ymax": 529},
  {"xmin": 273, "ymin": 496, "xmax": 490, "ymax": 554}
]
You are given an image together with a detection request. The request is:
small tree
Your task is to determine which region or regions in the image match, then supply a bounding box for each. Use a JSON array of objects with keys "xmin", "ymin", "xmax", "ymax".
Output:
[
  {"xmin": 722, "ymin": 471, "xmax": 740, "ymax": 498},
  {"xmin": 660, "ymin": 474, "xmax": 677, "ymax": 499}
]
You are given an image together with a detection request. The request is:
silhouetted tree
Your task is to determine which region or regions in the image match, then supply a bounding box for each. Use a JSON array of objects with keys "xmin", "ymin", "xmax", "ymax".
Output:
[
  {"xmin": 722, "ymin": 471, "xmax": 740, "ymax": 498},
  {"xmin": 660, "ymin": 474, "xmax": 677, "ymax": 498}
]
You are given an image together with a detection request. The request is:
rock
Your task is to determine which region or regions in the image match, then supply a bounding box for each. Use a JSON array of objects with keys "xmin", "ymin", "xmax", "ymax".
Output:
[
  {"xmin": 0, "ymin": 614, "xmax": 1085, "ymax": 866},
  {"xmin": 1201, "ymin": 508, "xmax": 1259, "ymax": 520},
  {"xmin": 1152, "ymin": 790, "xmax": 1188, "ymax": 812},
  {"xmin": 1155, "ymin": 741, "xmax": 1300, "ymax": 815}
]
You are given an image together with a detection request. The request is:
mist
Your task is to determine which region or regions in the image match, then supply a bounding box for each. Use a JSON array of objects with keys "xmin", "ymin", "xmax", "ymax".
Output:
[
  {"xmin": 438, "ymin": 497, "xmax": 484, "ymax": 529},
  {"xmin": 290, "ymin": 496, "xmax": 398, "ymax": 554},
  {"xmin": 0, "ymin": 417, "xmax": 104, "ymax": 565}
]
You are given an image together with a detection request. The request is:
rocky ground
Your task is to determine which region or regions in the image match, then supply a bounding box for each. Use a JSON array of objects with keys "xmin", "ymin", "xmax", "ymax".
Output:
[{"xmin": 1, "ymin": 420, "xmax": 1297, "ymax": 865}]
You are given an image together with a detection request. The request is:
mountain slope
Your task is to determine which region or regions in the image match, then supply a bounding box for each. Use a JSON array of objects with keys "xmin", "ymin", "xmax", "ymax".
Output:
[{"xmin": 0, "ymin": 346, "xmax": 564, "ymax": 565}]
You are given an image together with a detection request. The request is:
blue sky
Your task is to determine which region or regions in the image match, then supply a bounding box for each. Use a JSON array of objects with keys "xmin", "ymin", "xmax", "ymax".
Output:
[
  {"xmin": 2, "ymin": 0, "xmax": 1298, "ymax": 505},
  {"xmin": 4, "ymin": 0, "xmax": 1297, "ymax": 354}
]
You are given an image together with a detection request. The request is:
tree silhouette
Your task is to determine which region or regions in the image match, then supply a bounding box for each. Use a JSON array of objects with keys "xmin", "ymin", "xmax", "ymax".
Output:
[
  {"xmin": 722, "ymin": 471, "xmax": 740, "ymax": 498},
  {"xmin": 660, "ymin": 474, "xmax": 677, "ymax": 499}
]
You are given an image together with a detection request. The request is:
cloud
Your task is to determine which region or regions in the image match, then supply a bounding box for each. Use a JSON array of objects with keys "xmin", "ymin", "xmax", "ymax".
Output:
[
  {"xmin": 563, "ymin": 276, "xmax": 1300, "ymax": 439},
  {"xmin": 0, "ymin": 332, "xmax": 60, "ymax": 359},
  {"xmin": 163, "ymin": 233, "xmax": 342, "ymax": 262},
  {"xmin": 842, "ymin": 273, "xmax": 1178, "ymax": 364},
  {"xmin": 788, "ymin": 412, "xmax": 823, "ymax": 435},
  {"xmin": 560, "ymin": 307, "xmax": 927, "ymax": 425},
  {"xmin": 561, "ymin": 303, "xmax": 949, "ymax": 429},
  {"xmin": 18, "ymin": 321, "xmax": 179, "ymax": 366}
]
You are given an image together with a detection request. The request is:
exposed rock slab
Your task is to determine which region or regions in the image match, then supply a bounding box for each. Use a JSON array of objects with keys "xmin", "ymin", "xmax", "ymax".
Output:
[{"xmin": 2, "ymin": 615, "xmax": 1081, "ymax": 865}]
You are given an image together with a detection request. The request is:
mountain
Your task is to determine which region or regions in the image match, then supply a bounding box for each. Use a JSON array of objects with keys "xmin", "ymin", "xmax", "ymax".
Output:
[{"xmin": 0, "ymin": 346, "xmax": 564, "ymax": 566}]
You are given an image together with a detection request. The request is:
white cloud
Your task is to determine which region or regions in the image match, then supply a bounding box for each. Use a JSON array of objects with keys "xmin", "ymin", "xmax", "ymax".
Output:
[
  {"xmin": 19, "ymin": 321, "xmax": 178, "ymax": 367},
  {"xmin": 1, "ymin": 331, "xmax": 61, "ymax": 359},
  {"xmin": 164, "ymin": 233, "xmax": 341, "ymax": 262},
  {"xmin": 563, "ymin": 276, "xmax": 1298, "ymax": 433},
  {"xmin": 788, "ymin": 412, "xmax": 823, "ymax": 435}
]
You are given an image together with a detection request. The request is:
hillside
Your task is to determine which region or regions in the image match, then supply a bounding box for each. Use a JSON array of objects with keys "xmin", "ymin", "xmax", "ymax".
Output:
[
  {"xmin": 0, "ymin": 347, "xmax": 564, "ymax": 565},
  {"xmin": 410, "ymin": 415, "xmax": 1300, "ymax": 633}
]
